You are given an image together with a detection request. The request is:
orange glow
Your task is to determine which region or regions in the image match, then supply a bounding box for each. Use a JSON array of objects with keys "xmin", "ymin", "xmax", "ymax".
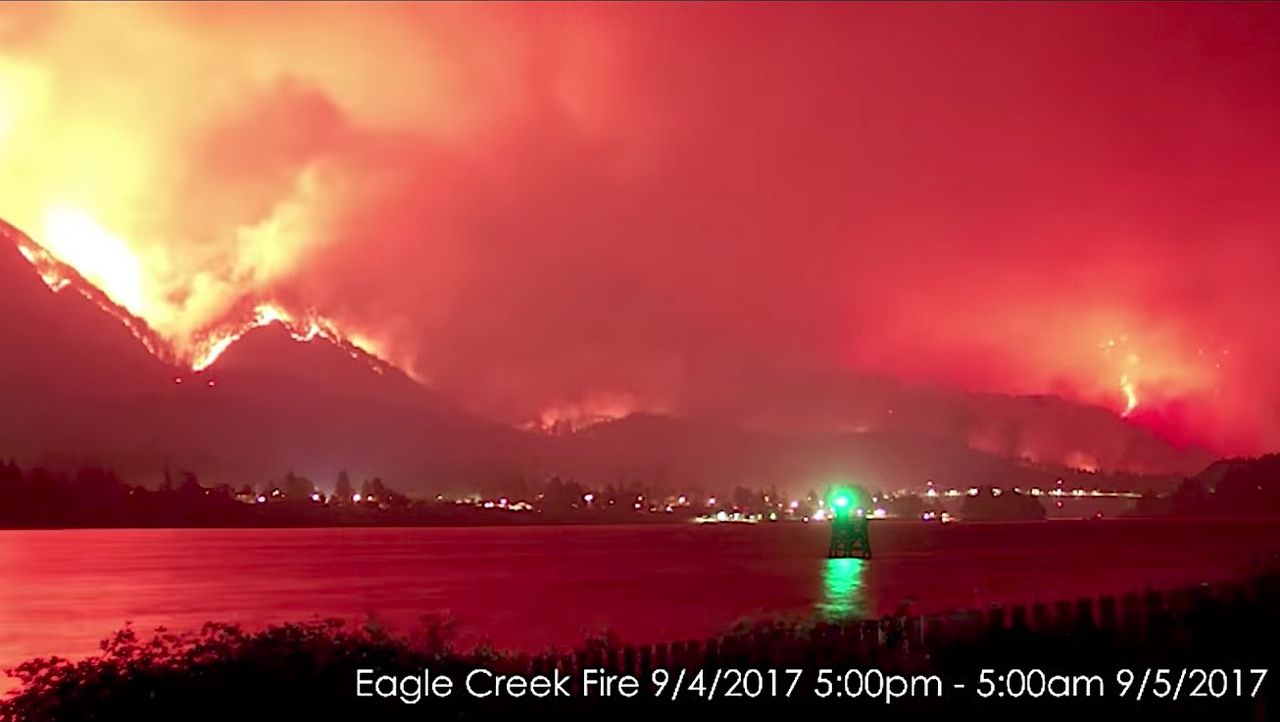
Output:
[
  {"xmin": 523, "ymin": 392, "xmax": 653, "ymax": 434},
  {"xmin": 2, "ymin": 3, "xmax": 1274, "ymax": 456},
  {"xmin": 41, "ymin": 205, "xmax": 146, "ymax": 316},
  {"xmin": 0, "ymin": 6, "xmax": 400, "ymax": 375},
  {"xmin": 1100, "ymin": 337, "xmax": 1143, "ymax": 417},
  {"xmin": 1119, "ymin": 373, "xmax": 1139, "ymax": 417},
  {"xmin": 4, "ymin": 219, "xmax": 177, "ymax": 364},
  {"xmin": 5, "ymin": 213, "xmax": 391, "ymax": 375},
  {"xmin": 191, "ymin": 302, "xmax": 390, "ymax": 373}
]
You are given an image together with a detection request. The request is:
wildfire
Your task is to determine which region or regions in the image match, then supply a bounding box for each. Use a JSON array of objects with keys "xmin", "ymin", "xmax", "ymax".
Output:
[
  {"xmin": 4, "ymin": 212, "xmax": 395, "ymax": 376},
  {"xmin": 1119, "ymin": 373, "xmax": 1138, "ymax": 417},
  {"xmin": 523, "ymin": 393, "xmax": 644, "ymax": 435},
  {"xmin": 1100, "ymin": 336, "xmax": 1142, "ymax": 417},
  {"xmin": 5, "ymin": 218, "xmax": 178, "ymax": 364},
  {"xmin": 40, "ymin": 205, "xmax": 147, "ymax": 317},
  {"xmin": 190, "ymin": 302, "xmax": 386, "ymax": 373},
  {"xmin": 0, "ymin": 10, "xmax": 392, "ymax": 377}
]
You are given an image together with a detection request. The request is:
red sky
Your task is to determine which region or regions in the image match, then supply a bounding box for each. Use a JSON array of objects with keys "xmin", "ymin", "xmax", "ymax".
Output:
[{"xmin": 2, "ymin": 3, "xmax": 1279, "ymax": 454}]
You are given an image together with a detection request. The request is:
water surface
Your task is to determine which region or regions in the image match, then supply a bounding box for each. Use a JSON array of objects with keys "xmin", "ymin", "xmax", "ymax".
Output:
[{"xmin": 2, "ymin": 519, "xmax": 1277, "ymax": 680}]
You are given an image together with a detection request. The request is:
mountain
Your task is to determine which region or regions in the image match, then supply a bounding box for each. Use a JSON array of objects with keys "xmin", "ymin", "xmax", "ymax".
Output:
[
  {"xmin": 0, "ymin": 219, "xmax": 167, "ymax": 395},
  {"xmin": 0, "ymin": 219, "xmax": 178, "ymax": 473},
  {"xmin": 0, "ymin": 217, "xmax": 1210, "ymax": 496},
  {"xmin": 541, "ymin": 412, "xmax": 1184, "ymax": 493},
  {"xmin": 0, "ymin": 218, "xmax": 535, "ymax": 490},
  {"xmin": 154, "ymin": 324, "xmax": 537, "ymax": 489},
  {"xmin": 687, "ymin": 373, "xmax": 1214, "ymax": 476}
]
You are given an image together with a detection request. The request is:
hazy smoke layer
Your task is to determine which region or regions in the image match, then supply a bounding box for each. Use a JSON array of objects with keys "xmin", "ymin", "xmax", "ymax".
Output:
[{"xmin": 2, "ymin": 4, "xmax": 1279, "ymax": 453}]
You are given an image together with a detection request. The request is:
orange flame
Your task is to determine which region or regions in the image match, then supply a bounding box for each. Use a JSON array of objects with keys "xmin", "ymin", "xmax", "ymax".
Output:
[
  {"xmin": 1100, "ymin": 336, "xmax": 1143, "ymax": 417},
  {"xmin": 3, "ymin": 218, "xmax": 179, "ymax": 364},
  {"xmin": 0, "ymin": 8, "xmax": 386, "ymax": 374},
  {"xmin": 4, "ymin": 214, "xmax": 394, "ymax": 376},
  {"xmin": 190, "ymin": 302, "xmax": 388, "ymax": 373},
  {"xmin": 1119, "ymin": 373, "xmax": 1138, "ymax": 417}
]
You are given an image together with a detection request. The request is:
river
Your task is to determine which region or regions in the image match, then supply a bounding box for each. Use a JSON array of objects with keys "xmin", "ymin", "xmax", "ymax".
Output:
[{"xmin": 2, "ymin": 518, "xmax": 1277, "ymax": 684}]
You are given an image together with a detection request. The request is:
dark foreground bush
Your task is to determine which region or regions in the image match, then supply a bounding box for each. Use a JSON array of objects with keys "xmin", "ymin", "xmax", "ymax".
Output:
[
  {"xmin": 4, "ymin": 575, "xmax": 1277, "ymax": 722},
  {"xmin": 0, "ymin": 617, "xmax": 529, "ymax": 722}
]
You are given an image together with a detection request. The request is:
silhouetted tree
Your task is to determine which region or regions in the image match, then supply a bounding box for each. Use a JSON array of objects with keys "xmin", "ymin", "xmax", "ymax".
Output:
[
  {"xmin": 361, "ymin": 477, "xmax": 387, "ymax": 500},
  {"xmin": 178, "ymin": 471, "xmax": 203, "ymax": 496},
  {"xmin": 283, "ymin": 472, "xmax": 314, "ymax": 500},
  {"xmin": 334, "ymin": 471, "xmax": 354, "ymax": 503}
]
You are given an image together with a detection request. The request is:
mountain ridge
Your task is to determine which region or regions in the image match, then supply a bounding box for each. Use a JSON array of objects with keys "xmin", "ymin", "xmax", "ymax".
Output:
[{"xmin": 0, "ymin": 218, "xmax": 1212, "ymax": 494}]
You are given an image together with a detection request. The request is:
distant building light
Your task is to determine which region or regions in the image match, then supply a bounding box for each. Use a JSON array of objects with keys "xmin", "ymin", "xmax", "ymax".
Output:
[
  {"xmin": 583, "ymin": 493, "xmax": 594, "ymax": 504},
  {"xmin": 256, "ymin": 495, "xmax": 266, "ymax": 504},
  {"xmin": 352, "ymin": 493, "xmax": 362, "ymax": 503}
]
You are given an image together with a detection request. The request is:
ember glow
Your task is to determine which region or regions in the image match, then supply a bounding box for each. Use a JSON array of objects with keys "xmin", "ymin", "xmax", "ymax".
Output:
[{"xmin": 3, "ymin": 3, "xmax": 1280, "ymax": 454}]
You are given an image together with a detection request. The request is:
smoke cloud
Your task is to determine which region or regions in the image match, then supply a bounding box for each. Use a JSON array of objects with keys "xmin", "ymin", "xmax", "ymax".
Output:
[{"xmin": 2, "ymin": 3, "xmax": 1279, "ymax": 455}]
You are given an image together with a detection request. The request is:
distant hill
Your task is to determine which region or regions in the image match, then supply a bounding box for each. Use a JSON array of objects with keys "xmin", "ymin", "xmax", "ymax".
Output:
[
  {"xmin": 542, "ymin": 412, "xmax": 1183, "ymax": 493},
  {"xmin": 1159, "ymin": 454, "xmax": 1280, "ymax": 515}
]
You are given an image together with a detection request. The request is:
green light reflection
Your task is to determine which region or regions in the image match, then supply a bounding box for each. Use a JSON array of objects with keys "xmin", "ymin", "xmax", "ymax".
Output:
[{"xmin": 818, "ymin": 557, "xmax": 868, "ymax": 620}]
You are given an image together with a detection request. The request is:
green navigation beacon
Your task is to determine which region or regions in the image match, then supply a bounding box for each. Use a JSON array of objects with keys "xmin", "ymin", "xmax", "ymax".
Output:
[{"xmin": 827, "ymin": 488, "xmax": 872, "ymax": 559}]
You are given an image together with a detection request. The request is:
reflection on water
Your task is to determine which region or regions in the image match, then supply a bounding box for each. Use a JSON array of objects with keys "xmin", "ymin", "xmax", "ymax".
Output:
[{"xmin": 818, "ymin": 557, "xmax": 867, "ymax": 619}]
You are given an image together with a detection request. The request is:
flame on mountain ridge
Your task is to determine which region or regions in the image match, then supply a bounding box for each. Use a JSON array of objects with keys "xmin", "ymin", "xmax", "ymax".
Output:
[
  {"xmin": 3, "ymin": 217, "xmax": 179, "ymax": 365},
  {"xmin": 190, "ymin": 301, "xmax": 392, "ymax": 375},
  {"xmin": 3, "ymin": 218, "xmax": 397, "ymax": 378}
]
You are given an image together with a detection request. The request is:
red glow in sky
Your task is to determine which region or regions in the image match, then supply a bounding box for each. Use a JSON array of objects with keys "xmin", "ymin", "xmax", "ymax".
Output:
[{"xmin": 2, "ymin": 3, "xmax": 1279, "ymax": 455}]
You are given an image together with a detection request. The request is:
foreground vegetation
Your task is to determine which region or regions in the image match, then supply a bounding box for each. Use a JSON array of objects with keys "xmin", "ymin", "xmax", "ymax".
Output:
[{"xmin": 4, "ymin": 572, "xmax": 1275, "ymax": 721}]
